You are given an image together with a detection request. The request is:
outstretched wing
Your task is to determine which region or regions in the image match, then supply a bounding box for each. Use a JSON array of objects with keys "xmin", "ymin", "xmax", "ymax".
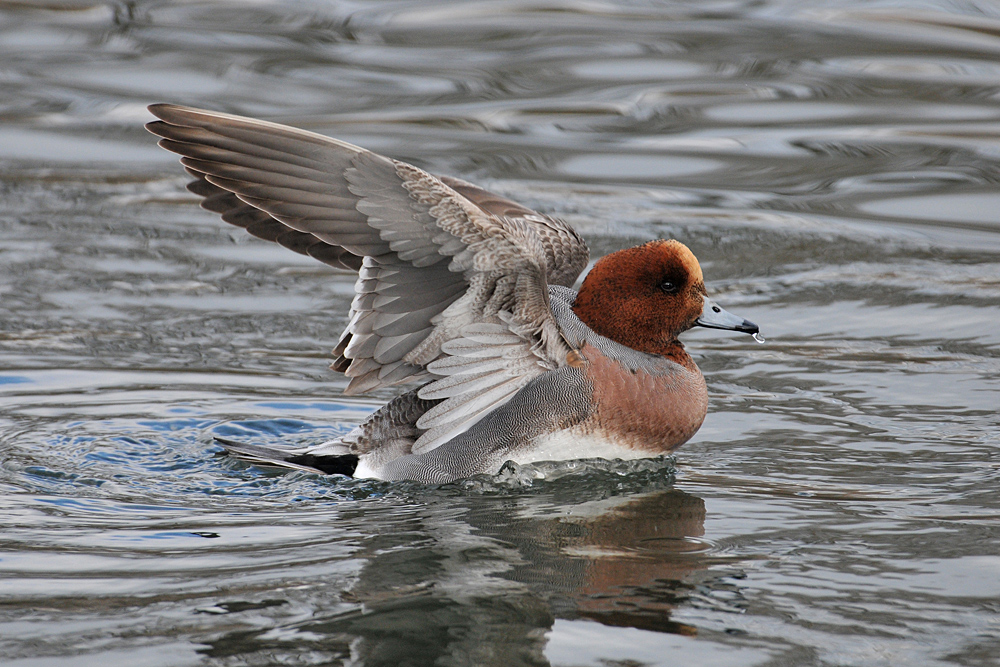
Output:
[
  {"xmin": 147, "ymin": 104, "xmax": 590, "ymax": 452},
  {"xmin": 185, "ymin": 168, "xmax": 363, "ymax": 271}
]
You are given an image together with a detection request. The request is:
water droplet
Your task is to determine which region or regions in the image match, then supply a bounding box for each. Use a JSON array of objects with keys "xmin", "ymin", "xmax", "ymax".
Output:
[{"xmin": 752, "ymin": 332, "xmax": 765, "ymax": 344}]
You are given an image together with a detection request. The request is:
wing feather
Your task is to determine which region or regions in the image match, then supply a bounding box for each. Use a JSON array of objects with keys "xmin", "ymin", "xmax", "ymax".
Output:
[{"xmin": 147, "ymin": 103, "xmax": 591, "ymax": 452}]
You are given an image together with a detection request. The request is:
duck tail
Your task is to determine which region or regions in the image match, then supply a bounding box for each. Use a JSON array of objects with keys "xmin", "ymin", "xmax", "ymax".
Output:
[{"xmin": 214, "ymin": 436, "xmax": 359, "ymax": 477}]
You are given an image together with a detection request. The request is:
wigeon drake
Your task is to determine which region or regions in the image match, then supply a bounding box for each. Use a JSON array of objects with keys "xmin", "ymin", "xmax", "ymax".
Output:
[{"xmin": 146, "ymin": 104, "xmax": 760, "ymax": 483}]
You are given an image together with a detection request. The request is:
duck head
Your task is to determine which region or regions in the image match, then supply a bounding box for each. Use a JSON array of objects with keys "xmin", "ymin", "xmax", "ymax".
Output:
[{"xmin": 572, "ymin": 240, "xmax": 758, "ymax": 356}]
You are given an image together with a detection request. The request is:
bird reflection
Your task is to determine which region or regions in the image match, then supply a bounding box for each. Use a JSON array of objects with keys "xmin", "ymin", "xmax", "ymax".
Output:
[
  {"xmin": 481, "ymin": 487, "xmax": 708, "ymax": 637},
  {"xmin": 201, "ymin": 483, "xmax": 710, "ymax": 666}
]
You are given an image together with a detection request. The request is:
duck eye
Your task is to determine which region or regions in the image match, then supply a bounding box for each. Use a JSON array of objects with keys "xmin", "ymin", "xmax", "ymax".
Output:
[{"xmin": 660, "ymin": 280, "xmax": 677, "ymax": 294}]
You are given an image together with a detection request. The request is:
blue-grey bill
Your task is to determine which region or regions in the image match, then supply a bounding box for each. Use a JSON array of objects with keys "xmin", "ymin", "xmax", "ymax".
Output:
[{"xmin": 695, "ymin": 297, "xmax": 759, "ymax": 335}]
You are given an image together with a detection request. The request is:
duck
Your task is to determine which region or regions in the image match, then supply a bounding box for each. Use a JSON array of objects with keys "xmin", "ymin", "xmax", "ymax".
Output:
[{"xmin": 146, "ymin": 104, "xmax": 760, "ymax": 483}]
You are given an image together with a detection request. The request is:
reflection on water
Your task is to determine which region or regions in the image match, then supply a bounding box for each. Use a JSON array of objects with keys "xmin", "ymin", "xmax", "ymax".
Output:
[
  {"xmin": 198, "ymin": 481, "xmax": 711, "ymax": 665},
  {"xmin": 2, "ymin": 0, "xmax": 1000, "ymax": 665}
]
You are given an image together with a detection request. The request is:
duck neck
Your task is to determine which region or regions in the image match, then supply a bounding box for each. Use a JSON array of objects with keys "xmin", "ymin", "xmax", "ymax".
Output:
[
  {"xmin": 571, "ymin": 301, "xmax": 698, "ymax": 372},
  {"xmin": 659, "ymin": 340, "xmax": 698, "ymax": 373}
]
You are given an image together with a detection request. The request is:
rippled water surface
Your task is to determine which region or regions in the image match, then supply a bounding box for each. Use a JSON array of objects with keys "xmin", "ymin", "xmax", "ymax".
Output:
[{"xmin": 2, "ymin": 1, "xmax": 1000, "ymax": 665}]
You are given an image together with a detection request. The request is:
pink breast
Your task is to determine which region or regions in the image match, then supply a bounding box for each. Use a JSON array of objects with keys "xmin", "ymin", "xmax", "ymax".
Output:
[{"xmin": 582, "ymin": 343, "xmax": 709, "ymax": 453}]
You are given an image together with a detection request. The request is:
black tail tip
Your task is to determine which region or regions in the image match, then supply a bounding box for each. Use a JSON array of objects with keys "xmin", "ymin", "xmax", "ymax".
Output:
[{"xmin": 214, "ymin": 436, "xmax": 359, "ymax": 477}]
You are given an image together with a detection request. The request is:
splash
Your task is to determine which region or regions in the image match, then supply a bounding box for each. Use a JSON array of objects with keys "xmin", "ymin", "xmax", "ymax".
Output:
[
  {"xmin": 752, "ymin": 332, "xmax": 766, "ymax": 344},
  {"xmin": 445, "ymin": 457, "xmax": 678, "ymax": 495}
]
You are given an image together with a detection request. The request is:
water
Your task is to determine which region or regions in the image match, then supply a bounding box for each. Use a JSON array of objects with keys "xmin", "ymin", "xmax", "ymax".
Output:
[{"xmin": 1, "ymin": 1, "xmax": 999, "ymax": 665}]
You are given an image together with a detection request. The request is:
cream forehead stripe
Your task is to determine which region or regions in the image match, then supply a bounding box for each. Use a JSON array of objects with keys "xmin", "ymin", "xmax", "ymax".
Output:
[{"xmin": 665, "ymin": 240, "xmax": 703, "ymax": 284}]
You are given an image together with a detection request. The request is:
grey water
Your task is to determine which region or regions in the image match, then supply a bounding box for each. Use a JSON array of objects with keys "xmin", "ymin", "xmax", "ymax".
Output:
[{"xmin": 1, "ymin": 1, "xmax": 999, "ymax": 665}]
